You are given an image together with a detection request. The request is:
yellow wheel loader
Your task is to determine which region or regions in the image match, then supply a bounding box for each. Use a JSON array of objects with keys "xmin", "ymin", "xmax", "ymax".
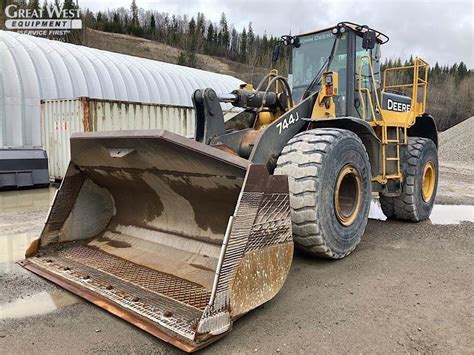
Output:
[{"xmin": 21, "ymin": 22, "xmax": 438, "ymax": 352}]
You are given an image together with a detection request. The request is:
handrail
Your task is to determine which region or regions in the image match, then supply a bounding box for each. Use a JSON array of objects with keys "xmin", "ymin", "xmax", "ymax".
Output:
[
  {"xmin": 357, "ymin": 54, "xmax": 385, "ymax": 123},
  {"xmin": 357, "ymin": 55, "xmax": 429, "ymax": 124},
  {"xmin": 382, "ymin": 57, "xmax": 429, "ymax": 117}
]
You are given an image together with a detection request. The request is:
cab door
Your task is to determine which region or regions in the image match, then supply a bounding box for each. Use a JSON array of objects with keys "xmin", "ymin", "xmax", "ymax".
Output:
[{"xmin": 354, "ymin": 35, "xmax": 382, "ymax": 121}]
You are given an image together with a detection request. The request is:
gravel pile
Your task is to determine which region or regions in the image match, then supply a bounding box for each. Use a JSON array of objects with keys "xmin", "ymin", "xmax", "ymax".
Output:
[{"xmin": 438, "ymin": 117, "xmax": 473, "ymax": 164}]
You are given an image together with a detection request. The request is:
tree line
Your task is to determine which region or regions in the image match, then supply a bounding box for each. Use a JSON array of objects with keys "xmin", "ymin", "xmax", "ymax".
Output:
[{"xmin": 78, "ymin": 1, "xmax": 288, "ymax": 72}]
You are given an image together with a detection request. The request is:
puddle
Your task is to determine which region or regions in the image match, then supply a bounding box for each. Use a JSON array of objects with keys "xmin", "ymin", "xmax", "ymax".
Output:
[
  {"xmin": 427, "ymin": 205, "xmax": 474, "ymax": 225},
  {"xmin": 0, "ymin": 187, "xmax": 57, "ymax": 214},
  {"xmin": 369, "ymin": 200, "xmax": 474, "ymax": 225},
  {"xmin": 0, "ymin": 234, "xmax": 38, "ymax": 273},
  {"xmin": 0, "ymin": 187, "xmax": 57, "ymax": 273},
  {"xmin": 0, "ymin": 290, "xmax": 79, "ymax": 320}
]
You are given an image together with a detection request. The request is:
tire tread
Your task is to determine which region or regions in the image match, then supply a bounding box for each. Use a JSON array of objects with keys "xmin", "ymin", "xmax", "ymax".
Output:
[
  {"xmin": 380, "ymin": 137, "xmax": 436, "ymax": 221},
  {"xmin": 275, "ymin": 128, "xmax": 369, "ymax": 258}
]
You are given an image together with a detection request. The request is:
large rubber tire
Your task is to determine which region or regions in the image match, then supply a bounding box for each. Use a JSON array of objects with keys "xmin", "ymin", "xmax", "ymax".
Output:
[
  {"xmin": 275, "ymin": 128, "xmax": 372, "ymax": 259},
  {"xmin": 380, "ymin": 137, "xmax": 438, "ymax": 221}
]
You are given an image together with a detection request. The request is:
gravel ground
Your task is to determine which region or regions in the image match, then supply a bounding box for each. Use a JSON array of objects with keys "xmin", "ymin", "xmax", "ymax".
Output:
[{"xmin": 0, "ymin": 216, "xmax": 472, "ymax": 354}]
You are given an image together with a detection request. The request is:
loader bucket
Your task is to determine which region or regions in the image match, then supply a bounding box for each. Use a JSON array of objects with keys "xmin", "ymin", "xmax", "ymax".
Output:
[{"xmin": 21, "ymin": 130, "xmax": 292, "ymax": 352}]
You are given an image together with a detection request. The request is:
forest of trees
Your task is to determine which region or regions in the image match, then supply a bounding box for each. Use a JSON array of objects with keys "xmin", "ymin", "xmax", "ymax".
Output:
[
  {"xmin": 0, "ymin": 0, "xmax": 472, "ymax": 129},
  {"xmin": 81, "ymin": 2, "xmax": 288, "ymax": 72}
]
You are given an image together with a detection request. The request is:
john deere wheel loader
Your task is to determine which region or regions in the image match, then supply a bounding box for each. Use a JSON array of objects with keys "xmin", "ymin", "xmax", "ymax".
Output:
[{"xmin": 21, "ymin": 22, "xmax": 438, "ymax": 352}]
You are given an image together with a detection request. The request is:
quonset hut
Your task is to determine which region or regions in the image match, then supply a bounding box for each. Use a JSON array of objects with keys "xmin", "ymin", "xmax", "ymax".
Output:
[{"xmin": 0, "ymin": 30, "xmax": 243, "ymax": 188}]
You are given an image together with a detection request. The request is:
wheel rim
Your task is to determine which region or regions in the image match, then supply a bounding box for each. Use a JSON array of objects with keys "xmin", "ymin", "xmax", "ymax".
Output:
[
  {"xmin": 422, "ymin": 161, "xmax": 436, "ymax": 202},
  {"xmin": 334, "ymin": 165, "xmax": 362, "ymax": 226}
]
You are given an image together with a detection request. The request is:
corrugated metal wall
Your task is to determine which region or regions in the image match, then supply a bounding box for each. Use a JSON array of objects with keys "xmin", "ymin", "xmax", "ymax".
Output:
[
  {"xmin": 42, "ymin": 98, "xmax": 196, "ymax": 179},
  {"xmin": 0, "ymin": 30, "xmax": 243, "ymax": 148}
]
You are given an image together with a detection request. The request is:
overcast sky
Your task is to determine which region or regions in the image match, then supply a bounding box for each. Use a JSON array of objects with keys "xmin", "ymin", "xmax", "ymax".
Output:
[{"xmin": 80, "ymin": 0, "xmax": 473, "ymax": 68}]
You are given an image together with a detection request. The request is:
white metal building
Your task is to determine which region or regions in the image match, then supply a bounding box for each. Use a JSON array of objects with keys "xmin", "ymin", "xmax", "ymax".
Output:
[{"xmin": 0, "ymin": 30, "xmax": 243, "ymax": 148}]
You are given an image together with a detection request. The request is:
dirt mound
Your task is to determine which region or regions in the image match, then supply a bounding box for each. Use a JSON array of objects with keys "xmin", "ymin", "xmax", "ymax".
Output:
[{"xmin": 438, "ymin": 117, "xmax": 473, "ymax": 164}]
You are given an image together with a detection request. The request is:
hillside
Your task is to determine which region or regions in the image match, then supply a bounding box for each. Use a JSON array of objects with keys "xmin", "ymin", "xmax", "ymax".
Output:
[{"xmin": 82, "ymin": 28, "xmax": 267, "ymax": 85}]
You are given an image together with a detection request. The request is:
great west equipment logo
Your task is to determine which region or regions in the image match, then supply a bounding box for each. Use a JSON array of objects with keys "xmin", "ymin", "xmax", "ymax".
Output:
[{"xmin": 4, "ymin": 2, "xmax": 82, "ymax": 38}]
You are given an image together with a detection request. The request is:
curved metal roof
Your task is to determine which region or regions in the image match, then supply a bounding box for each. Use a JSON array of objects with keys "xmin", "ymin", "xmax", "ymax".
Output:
[{"xmin": 0, "ymin": 30, "xmax": 243, "ymax": 147}]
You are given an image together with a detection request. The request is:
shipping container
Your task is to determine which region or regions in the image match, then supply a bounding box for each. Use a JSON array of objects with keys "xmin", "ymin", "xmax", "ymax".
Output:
[{"xmin": 41, "ymin": 97, "xmax": 196, "ymax": 180}]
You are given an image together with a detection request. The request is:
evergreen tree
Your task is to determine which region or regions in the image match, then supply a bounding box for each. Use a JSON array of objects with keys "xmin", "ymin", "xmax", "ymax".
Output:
[
  {"xmin": 449, "ymin": 63, "xmax": 458, "ymax": 75},
  {"xmin": 219, "ymin": 12, "xmax": 229, "ymax": 50},
  {"xmin": 186, "ymin": 50, "xmax": 197, "ymax": 67},
  {"xmin": 28, "ymin": 0, "xmax": 40, "ymax": 11},
  {"xmin": 248, "ymin": 22, "xmax": 255, "ymax": 51},
  {"xmin": 246, "ymin": 22, "xmax": 256, "ymax": 67},
  {"xmin": 433, "ymin": 62, "xmax": 441, "ymax": 76},
  {"xmin": 40, "ymin": 0, "xmax": 48, "ymax": 18},
  {"xmin": 95, "ymin": 11, "xmax": 104, "ymax": 30},
  {"xmin": 240, "ymin": 26, "xmax": 247, "ymax": 63},
  {"xmin": 188, "ymin": 17, "xmax": 197, "ymax": 50},
  {"xmin": 207, "ymin": 22, "xmax": 214, "ymax": 43},
  {"xmin": 177, "ymin": 51, "xmax": 187, "ymax": 66},
  {"xmin": 169, "ymin": 15, "xmax": 179, "ymax": 44},
  {"xmin": 150, "ymin": 13, "xmax": 156, "ymax": 30},
  {"xmin": 457, "ymin": 62, "xmax": 469, "ymax": 80},
  {"xmin": 205, "ymin": 22, "xmax": 214, "ymax": 54},
  {"xmin": 63, "ymin": 0, "xmax": 75, "ymax": 10},
  {"xmin": 1, "ymin": 0, "xmax": 8, "ymax": 11},
  {"xmin": 111, "ymin": 11, "xmax": 122, "ymax": 33},
  {"xmin": 196, "ymin": 12, "xmax": 205, "ymax": 36},
  {"xmin": 50, "ymin": 0, "xmax": 60, "ymax": 18},
  {"xmin": 230, "ymin": 27, "xmax": 238, "ymax": 57},
  {"xmin": 261, "ymin": 32, "xmax": 269, "ymax": 65},
  {"xmin": 130, "ymin": 0, "xmax": 138, "ymax": 26}
]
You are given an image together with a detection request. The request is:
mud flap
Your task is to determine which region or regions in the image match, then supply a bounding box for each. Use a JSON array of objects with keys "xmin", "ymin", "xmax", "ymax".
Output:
[{"xmin": 21, "ymin": 130, "xmax": 293, "ymax": 352}]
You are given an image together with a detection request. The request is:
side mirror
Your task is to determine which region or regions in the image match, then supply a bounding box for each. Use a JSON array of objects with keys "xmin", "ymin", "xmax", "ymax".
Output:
[
  {"xmin": 292, "ymin": 37, "xmax": 301, "ymax": 48},
  {"xmin": 271, "ymin": 44, "xmax": 281, "ymax": 66},
  {"xmin": 362, "ymin": 31, "xmax": 376, "ymax": 49}
]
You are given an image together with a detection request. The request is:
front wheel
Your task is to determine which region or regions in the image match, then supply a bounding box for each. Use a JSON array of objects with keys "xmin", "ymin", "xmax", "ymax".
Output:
[{"xmin": 275, "ymin": 128, "xmax": 372, "ymax": 259}]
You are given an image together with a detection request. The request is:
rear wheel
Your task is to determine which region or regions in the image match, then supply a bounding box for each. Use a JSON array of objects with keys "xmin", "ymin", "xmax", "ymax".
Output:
[
  {"xmin": 380, "ymin": 137, "xmax": 438, "ymax": 221},
  {"xmin": 275, "ymin": 128, "xmax": 372, "ymax": 259}
]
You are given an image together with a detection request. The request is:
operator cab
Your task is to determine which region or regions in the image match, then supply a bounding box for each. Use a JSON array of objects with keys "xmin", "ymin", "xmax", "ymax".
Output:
[{"xmin": 287, "ymin": 22, "xmax": 389, "ymax": 119}]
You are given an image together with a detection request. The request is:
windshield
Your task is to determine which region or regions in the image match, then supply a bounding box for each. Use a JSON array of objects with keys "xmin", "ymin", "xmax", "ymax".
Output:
[{"xmin": 289, "ymin": 30, "xmax": 347, "ymax": 103}]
